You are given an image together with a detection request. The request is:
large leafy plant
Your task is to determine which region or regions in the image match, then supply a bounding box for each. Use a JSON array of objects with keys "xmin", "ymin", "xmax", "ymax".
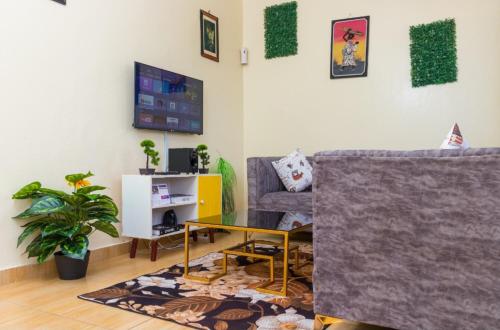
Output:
[
  {"xmin": 12, "ymin": 172, "xmax": 119, "ymax": 263},
  {"xmin": 213, "ymin": 157, "xmax": 237, "ymax": 225}
]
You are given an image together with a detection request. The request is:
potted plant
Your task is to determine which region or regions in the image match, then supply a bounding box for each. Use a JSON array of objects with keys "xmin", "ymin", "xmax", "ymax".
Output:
[
  {"xmin": 196, "ymin": 144, "xmax": 210, "ymax": 174},
  {"xmin": 12, "ymin": 172, "xmax": 119, "ymax": 280},
  {"xmin": 213, "ymin": 157, "xmax": 237, "ymax": 225},
  {"xmin": 140, "ymin": 139, "xmax": 160, "ymax": 175}
]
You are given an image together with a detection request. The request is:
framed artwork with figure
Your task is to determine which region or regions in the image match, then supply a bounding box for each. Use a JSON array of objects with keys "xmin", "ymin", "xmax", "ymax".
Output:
[
  {"xmin": 200, "ymin": 10, "xmax": 219, "ymax": 62},
  {"xmin": 330, "ymin": 16, "xmax": 370, "ymax": 79}
]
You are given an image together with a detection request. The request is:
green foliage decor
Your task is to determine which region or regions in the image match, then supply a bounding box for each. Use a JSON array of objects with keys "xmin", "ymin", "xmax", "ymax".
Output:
[
  {"xmin": 264, "ymin": 1, "xmax": 298, "ymax": 59},
  {"xmin": 12, "ymin": 172, "xmax": 119, "ymax": 263},
  {"xmin": 213, "ymin": 157, "xmax": 237, "ymax": 214},
  {"xmin": 140, "ymin": 139, "xmax": 160, "ymax": 169},
  {"xmin": 410, "ymin": 18, "xmax": 457, "ymax": 87},
  {"xmin": 196, "ymin": 144, "xmax": 210, "ymax": 170}
]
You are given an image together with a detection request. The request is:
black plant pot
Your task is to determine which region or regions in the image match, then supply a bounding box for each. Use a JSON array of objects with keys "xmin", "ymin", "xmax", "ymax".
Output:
[
  {"xmin": 198, "ymin": 168, "xmax": 209, "ymax": 174},
  {"xmin": 139, "ymin": 168, "xmax": 156, "ymax": 175},
  {"xmin": 54, "ymin": 251, "xmax": 90, "ymax": 280}
]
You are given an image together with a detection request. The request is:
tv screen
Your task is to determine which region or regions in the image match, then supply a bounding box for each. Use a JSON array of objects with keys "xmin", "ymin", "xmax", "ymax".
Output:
[{"xmin": 134, "ymin": 62, "xmax": 203, "ymax": 134}]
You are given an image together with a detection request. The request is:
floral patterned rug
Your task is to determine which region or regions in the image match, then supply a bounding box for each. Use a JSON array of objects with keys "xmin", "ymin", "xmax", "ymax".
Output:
[{"xmin": 79, "ymin": 243, "xmax": 315, "ymax": 330}]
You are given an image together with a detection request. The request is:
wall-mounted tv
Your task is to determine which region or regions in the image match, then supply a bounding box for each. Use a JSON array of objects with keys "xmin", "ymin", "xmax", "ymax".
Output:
[{"xmin": 134, "ymin": 62, "xmax": 203, "ymax": 134}]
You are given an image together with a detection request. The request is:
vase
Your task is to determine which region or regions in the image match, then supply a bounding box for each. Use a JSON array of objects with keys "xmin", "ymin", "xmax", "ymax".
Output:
[
  {"xmin": 54, "ymin": 251, "xmax": 90, "ymax": 280},
  {"xmin": 139, "ymin": 168, "xmax": 156, "ymax": 175}
]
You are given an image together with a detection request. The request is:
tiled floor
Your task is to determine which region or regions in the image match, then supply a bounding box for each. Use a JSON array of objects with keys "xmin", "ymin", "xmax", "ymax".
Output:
[{"xmin": 0, "ymin": 232, "xmax": 389, "ymax": 330}]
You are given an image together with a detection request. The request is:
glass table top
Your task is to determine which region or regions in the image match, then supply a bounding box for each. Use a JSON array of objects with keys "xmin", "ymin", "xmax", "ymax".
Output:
[{"xmin": 186, "ymin": 209, "xmax": 312, "ymax": 232}]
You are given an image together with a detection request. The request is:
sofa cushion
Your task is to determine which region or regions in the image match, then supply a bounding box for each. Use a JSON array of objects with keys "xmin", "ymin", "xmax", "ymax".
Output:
[
  {"xmin": 258, "ymin": 191, "xmax": 312, "ymax": 213},
  {"xmin": 272, "ymin": 150, "xmax": 313, "ymax": 192}
]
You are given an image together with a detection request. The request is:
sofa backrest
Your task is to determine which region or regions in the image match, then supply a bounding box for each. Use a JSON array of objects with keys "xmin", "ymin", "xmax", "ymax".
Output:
[
  {"xmin": 247, "ymin": 156, "xmax": 313, "ymax": 208},
  {"xmin": 313, "ymin": 148, "xmax": 500, "ymax": 330}
]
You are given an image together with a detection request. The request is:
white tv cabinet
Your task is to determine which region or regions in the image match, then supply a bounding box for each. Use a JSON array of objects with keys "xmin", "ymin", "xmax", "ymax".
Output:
[{"xmin": 122, "ymin": 174, "xmax": 222, "ymax": 261}]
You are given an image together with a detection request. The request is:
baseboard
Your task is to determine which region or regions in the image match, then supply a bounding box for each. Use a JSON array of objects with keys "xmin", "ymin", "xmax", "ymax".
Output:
[{"xmin": 0, "ymin": 241, "xmax": 131, "ymax": 286}]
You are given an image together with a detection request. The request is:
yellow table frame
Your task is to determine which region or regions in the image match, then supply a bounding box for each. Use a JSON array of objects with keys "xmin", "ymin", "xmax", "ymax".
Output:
[{"xmin": 183, "ymin": 221, "xmax": 311, "ymax": 296}]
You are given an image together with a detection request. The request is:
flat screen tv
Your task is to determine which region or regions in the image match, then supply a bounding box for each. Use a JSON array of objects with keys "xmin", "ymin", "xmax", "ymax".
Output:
[{"xmin": 134, "ymin": 62, "xmax": 203, "ymax": 134}]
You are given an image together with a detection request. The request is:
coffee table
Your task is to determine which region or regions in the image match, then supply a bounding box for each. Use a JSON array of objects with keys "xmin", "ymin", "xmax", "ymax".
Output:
[{"xmin": 183, "ymin": 209, "xmax": 312, "ymax": 296}]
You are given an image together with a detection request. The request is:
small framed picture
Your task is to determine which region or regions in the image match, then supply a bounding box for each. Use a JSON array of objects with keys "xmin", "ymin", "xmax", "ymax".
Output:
[
  {"xmin": 330, "ymin": 16, "xmax": 370, "ymax": 79},
  {"xmin": 200, "ymin": 10, "xmax": 219, "ymax": 62}
]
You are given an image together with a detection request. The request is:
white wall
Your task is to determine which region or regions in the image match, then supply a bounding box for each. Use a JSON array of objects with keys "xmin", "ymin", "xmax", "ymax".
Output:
[
  {"xmin": 242, "ymin": 0, "xmax": 500, "ymax": 157},
  {"xmin": 0, "ymin": 0, "xmax": 243, "ymax": 270}
]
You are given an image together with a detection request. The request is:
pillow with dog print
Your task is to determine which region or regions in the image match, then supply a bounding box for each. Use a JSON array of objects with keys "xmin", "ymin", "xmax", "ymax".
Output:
[{"xmin": 272, "ymin": 150, "xmax": 313, "ymax": 192}]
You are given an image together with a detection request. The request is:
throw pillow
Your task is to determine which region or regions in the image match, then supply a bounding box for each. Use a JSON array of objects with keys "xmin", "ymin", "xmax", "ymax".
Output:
[
  {"xmin": 440, "ymin": 123, "xmax": 470, "ymax": 150},
  {"xmin": 277, "ymin": 212, "xmax": 313, "ymax": 230},
  {"xmin": 272, "ymin": 150, "xmax": 313, "ymax": 192}
]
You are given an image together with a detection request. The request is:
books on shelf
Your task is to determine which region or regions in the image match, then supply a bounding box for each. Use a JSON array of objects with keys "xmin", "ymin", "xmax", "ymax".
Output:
[
  {"xmin": 170, "ymin": 194, "xmax": 196, "ymax": 204},
  {"xmin": 152, "ymin": 184, "xmax": 171, "ymax": 207},
  {"xmin": 152, "ymin": 184, "xmax": 195, "ymax": 207}
]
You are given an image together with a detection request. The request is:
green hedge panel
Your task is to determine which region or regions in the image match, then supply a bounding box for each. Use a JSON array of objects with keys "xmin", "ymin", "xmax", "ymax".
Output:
[
  {"xmin": 410, "ymin": 19, "xmax": 458, "ymax": 87},
  {"xmin": 264, "ymin": 1, "xmax": 298, "ymax": 59}
]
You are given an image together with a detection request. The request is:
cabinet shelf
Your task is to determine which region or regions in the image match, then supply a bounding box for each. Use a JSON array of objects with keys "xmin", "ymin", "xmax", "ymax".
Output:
[
  {"xmin": 150, "ymin": 225, "xmax": 200, "ymax": 239},
  {"xmin": 152, "ymin": 201, "xmax": 197, "ymax": 209}
]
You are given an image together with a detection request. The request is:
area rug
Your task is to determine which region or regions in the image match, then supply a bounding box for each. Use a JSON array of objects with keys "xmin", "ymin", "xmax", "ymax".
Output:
[{"xmin": 79, "ymin": 244, "xmax": 315, "ymax": 330}]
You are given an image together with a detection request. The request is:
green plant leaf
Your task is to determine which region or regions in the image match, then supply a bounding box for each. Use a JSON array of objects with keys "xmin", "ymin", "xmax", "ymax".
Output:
[
  {"xmin": 12, "ymin": 182, "xmax": 41, "ymax": 199},
  {"xmin": 61, "ymin": 235, "xmax": 89, "ymax": 259},
  {"xmin": 38, "ymin": 188, "xmax": 67, "ymax": 198},
  {"xmin": 34, "ymin": 236, "xmax": 65, "ymax": 263},
  {"xmin": 78, "ymin": 225, "xmax": 93, "ymax": 235},
  {"xmin": 41, "ymin": 223, "xmax": 79, "ymax": 239},
  {"xmin": 140, "ymin": 139, "xmax": 155, "ymax": 148},
  {"xmin": 14, "ymin": 196, "xmax": 65, "ymax": 219},
  {"xmin": 96, "ymin": 214, "xmax": 120, "ymax": 223},
  {"xmin": 92, "ymin": 220, "xmax": 119, "ymax": 238},
  {"xmin": 37, "ymin": 245, "xmax": 57, "ymax": 264},
  {"xmin": 65, "ymin": 171, "xmax": 93, "ymax": 184},
  {"xmin": 17, "ymin": 222, "xmax": 45, "ymax": 247},
  {"xmin": 77, "ymin": 185, "xmax": 106, "ymax": 194}
]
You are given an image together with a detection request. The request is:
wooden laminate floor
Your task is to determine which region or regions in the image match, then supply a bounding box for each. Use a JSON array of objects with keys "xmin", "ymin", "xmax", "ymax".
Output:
[{"xmin": 0, "ymin": 232, "xmax": 387, "ymax": 330}]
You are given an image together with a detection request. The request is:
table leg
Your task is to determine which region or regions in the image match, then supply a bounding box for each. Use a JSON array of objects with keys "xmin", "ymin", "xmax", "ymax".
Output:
[
  {"xmin": 150, "ymin": 240, "xmax": 158, "ymax": 261},
  {"xmin": 243, "ymin": 231, "xmax": 248, "ymax": 252},
  {"xmin": 209, "ymin": 229, "xmax": 215, "ymax": 243},
  {"xmin": 184, "ymin": 224, "xmax": 190, "ymax": 277},
  {"xmin": 130, "ymin": 238, "xmax": 138, "ymax": 259},
  {"xmin": 282, "ymin": 232, "xmax": 289, "ymax": 296}
]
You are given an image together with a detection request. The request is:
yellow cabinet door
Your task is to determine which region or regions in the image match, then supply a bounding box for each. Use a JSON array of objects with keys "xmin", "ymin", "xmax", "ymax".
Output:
[{"xmin": 198, "ymin": 175, "xmax": 222, "ymax": 218}]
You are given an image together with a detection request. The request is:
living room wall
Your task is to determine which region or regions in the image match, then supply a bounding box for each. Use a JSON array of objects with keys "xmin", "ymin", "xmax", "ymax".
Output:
[
  {"xmin": 242, "ymin": 0, "xmax": 500, "ymax": 157},
  {"xmin": 0, "ymin": 0, "xmax": 243, "ymax": 271}
]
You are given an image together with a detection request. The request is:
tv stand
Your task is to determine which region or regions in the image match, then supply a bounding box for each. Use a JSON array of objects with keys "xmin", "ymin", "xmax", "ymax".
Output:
[{"xmin": 122, "ymin": 174, "xmax": 222, "ymax": 261}]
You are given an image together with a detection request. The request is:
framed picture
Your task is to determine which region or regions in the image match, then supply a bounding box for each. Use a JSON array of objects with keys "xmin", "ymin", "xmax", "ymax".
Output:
[
  {"xmin": 330, "ymin": 16, "xmax": 370, "ymax": 79},
  {"xmin": 200, "ymin": 10, "xmax": 219, "ymax": 62}
]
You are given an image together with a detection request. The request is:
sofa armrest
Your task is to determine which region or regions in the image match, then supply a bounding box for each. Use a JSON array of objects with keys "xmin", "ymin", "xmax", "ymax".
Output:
[{"xmin": 247, "ymin": 157, "xmax": 283, "ymax": 208}]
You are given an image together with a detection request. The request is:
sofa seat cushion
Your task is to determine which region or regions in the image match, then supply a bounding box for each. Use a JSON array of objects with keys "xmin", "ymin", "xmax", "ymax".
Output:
[{"xmin": 258, "ymin": 191, "xmax": 312, "ymax": 213}]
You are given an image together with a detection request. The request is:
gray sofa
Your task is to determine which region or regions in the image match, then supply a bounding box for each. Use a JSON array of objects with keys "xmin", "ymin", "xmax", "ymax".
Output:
[
  {"xmin": 247, "ymin": 157, "xmax": 313, "ymax": 213},
  {"xmin": 313, "ymin": 149, "xmax": 500, "ymax": 330}
]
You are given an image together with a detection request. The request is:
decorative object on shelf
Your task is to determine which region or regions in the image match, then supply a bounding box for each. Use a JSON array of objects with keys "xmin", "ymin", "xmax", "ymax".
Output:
[
  {"xmin": 196, "ymin": 144, "xmax": 210, "ymax": 174},
  {"xmin": 330, "ymin": 16, "xmax": 370, "ymax": 79},
  {"xmin": 200, "ymin": 10, "xmax": 219, "ymax": 62},
  {"xmin": 12, "ymin": 172, "xmax": 119, "ymax": 280},
  {"xmin": 264, "ymin": 1, "xmax": 298, "ymax": 59},
  {"xmin": 440, "ymin": 123, "xmax": 470, "ymax": 150},
  {"xmin": 52, "ymin": 0, "xmax": 66, "ymax": 5},
  {"xmin": 410, "ymin": 18, "xmax": 457, "ymax": 87},
  {"xmin": 140, "ymin": 139, "xmax": 160, "ymax": 175},
  {"xmin": 213, "ymin": 157, "xmax": 237, "ymax": 225}
]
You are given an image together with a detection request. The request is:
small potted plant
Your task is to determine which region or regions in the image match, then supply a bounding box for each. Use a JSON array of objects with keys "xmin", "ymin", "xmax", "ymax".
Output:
[
  {"xmin": 196, "ymin": 144, "xmax": 210, "ymax": 174},
  {"xmin": 12, "ymin": 172, "xmax": 119, "ymax": 280},
  {"xmin": 140, "ymin": 139, "xmax": 160, "ymax": 175}
]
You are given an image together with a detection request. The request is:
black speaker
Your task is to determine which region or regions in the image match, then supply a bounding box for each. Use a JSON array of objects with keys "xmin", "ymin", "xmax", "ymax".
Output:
[{"xmin": 168, "ymin": 148, "xmax": 198, "ymax": 174}]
